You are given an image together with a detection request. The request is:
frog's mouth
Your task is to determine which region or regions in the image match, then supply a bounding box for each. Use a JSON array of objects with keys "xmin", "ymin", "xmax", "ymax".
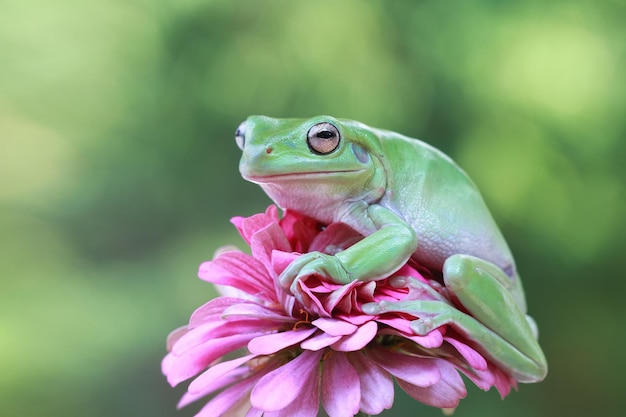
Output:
[{"xmin": 245, "ymin": 169, "xmax": 366, "ymax": 183}]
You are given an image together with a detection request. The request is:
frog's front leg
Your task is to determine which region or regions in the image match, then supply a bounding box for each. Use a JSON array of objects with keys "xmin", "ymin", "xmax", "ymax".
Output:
[
  {"xmin": 279, "ymin": 203, "xmax": 417, "ymax": 297},
  {"xmin": 364, "ymin": 255, "xmax": 547, "ymax": 383}
]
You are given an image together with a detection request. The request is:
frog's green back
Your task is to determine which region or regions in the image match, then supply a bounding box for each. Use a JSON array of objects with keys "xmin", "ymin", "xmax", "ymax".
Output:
[{"xmin": 370, "ymin": 127, "xmax": 517, "ymax": 282}]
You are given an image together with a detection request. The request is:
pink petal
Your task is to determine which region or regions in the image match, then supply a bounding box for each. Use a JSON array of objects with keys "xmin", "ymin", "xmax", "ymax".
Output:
[
  {"xmin": 377, "ymin": 325, "xmax": 444, "ymax": 349},
  {"xmin": 164, "ymin": 332, "xmax": 265, "ymax": 387},
  {"xmin": 394, "ymin": 264, "xmax": 427, "ymax": 282},
  {"xmin": 444, "ymin": 337, "xmax": 488, "ymax": 371},
  {"xmin": 280, "ymin": 210, "xmax": 321, "ymax": 253},
  {"xmin": 250, "ymin": 350, "xmax": 324, "ymax": 411},
  {"xmin": 454, "ymin": 363, "xmax": 495, "ymax": 391},
  {"xmin": 263, "ymin": 362, "xmax": 320, "ymax": 417},
  {"xmin": 376, "ymin": 316, "xmax": 413, "ymax": 333},
  {"xmin": 355, "ymin": 280, "xmax": 377, "ymax": 302},
  {"xmin": 188, "ymin": 353, "xmax": 257, "ymax": 394},
  {"xmin": 299, "ymin": 279, "xmax": 332, "ymax": 318},
  {"xmin": 300, "ymin": 331, "xmax": 342, "ymax": 351},
  {"xmin": 195, "ymin": 372, "xmax": 262, "ymax": 417},
  {"xmin": 245, "ymin": 408, "xmax": 265, "ymax": 417},
  {"xmin": 300, "ymin": 277, "xmax": 338, "ymax": 294},
  {"xmin": 178, "ymin": 366, "xmax": 249, "ymax": 408},
  {"xmin": 166, "ymin": 326, "xmax": 189, "ymax": 352},
  {"xmin": 172, "ymin": 319, "xmax": 276, "ymax": 356},
  {"xmin": 366, "ymin": 346, "xmax": 440, "ymax": 387},
  {"xmin": 400, "ymin": 331, "xmax": 445, "ymax": 349},
  {"xmin": 199, "ymin": 253, "xmax": 274, "ymax": 300},
  {"xmin": 171, "ymin": 322, "xmax": 222, "ymax": 355},
  {"xmin": 323, "ymin": 280, "xmax": 362, "ymax": 314},
  {"xmin": 221, "ymin": 303, "xmax": 295, "ymax": 323},
  {"xmin": 309, "ymin": 222, "xmax": 362, "ymax": 253},
  {"xmin": 336, "ymin": 313, "xmax": 372, "ymax": 326},
  {"xmin": 248, "ymin": 327, "xmax": 317, "ymax": 355},
  {"xmin": 270, "ymin": 250, "xmax": 300, "ymax": 276},
  {"xmin": 265, "ymin": 204, "xmax": 281, "ymax": 221},
  {"xmin": 312, "ymin": 318, "xmax": 357, "ymax": 336},
  {"xmin": 397, "ymin": 358, "xmax": 467, "ymax": 408},
  {"xmin": 250, "ymin": 222, "xmax": 292, "ymax": 269},
  {"xmin": 161, "ymin": 352, "xmax": 175, "ymax": 379},
  {"xmin": 348, "ymin": 352, "xmax": 394, "ymax": 415},
  {"xmin": 331, "ymin": 320, "xmax": 378, "ymax": 352},
  {"xmin": 492, "ymin": 365, "xmax": 517, "ymax": 398},
  {"xmin": 231, "ymin": 206, "xmax": 280, "ymax": 244},
  {"xmin": 321, "ymin": 353, "xmax": 361, "ymax": 417},
  {"xmin": 189, "ymin": 297, "xmax": 250, "ymax": 327}
]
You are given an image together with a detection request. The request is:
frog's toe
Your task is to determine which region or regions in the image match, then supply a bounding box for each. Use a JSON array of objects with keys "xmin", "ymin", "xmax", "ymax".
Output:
[{"xmin": 410, "ymin": 318, "xmax": 435, "ymax": 335}]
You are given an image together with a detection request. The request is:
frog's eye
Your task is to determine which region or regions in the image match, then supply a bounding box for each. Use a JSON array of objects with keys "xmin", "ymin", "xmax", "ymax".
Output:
[
  {"xmin": 235, "ymin": 121, "xmax": 246, "ymax": 150},
  {"xmin": 307, "ymin": 122, "xmax": 340, "ymax": 155}
]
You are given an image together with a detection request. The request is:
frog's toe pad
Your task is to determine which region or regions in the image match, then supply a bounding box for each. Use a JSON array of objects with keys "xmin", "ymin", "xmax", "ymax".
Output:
[
  {"xmin": 410, "ymin": 319, "xmax": 435, "ymax": 335},
  {"xmin": 361, "ymin": 302, "xmax": 384, "ymax": 315}
]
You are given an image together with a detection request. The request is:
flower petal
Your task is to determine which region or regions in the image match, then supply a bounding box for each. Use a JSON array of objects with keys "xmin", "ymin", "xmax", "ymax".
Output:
[
  {"xmin": 298, "ymin": 279, "xmax": 332, "ymax": 318},
  {"xmin": 309, "ymin": 222, "xmax": 362, "ymax": 254},
  {"xmin": 444, "ymin": 336, "xmax": 488, "ymax": 371},
  {"xmin": 348, "ymin": 352, "xmax": 394, "ymax": 415},
  {"xmin": 336, "ymin": 313, "xmax": 372, "ymax": 326},
  {"xmin": 189, "ymin": 297, "xmax": 248, "ymax": 327},
  {"xmin": 279, "ymin": 209, "xmax": 322, "ymax": 253},
  {"xmin": 188, "ymin": 353, "xmax": 257, "ymax": 395},
  {"xmin": 321, "ymin": 353, "xmax": 361, "ymax": 417},
  {"xmin": 300, "ymin": 331, "xmax": 342, "ymax": 351},
  {"xmin": 493, "ymin": 365, "xmax": 517, "ymax": 398},
  {"xmin": 194, "ymin": 372, "xmax": 261, "ymax": 417},
  {"xmin": 453, "ymin": 362, "xmax": 495, "ymax": 391},
  {"xmin": 179, "ymin": 367, "xmax": 249, "ymax": 408},
  {"xmin": 199, "ymin": 253, "xmax": 274, "ymax": 300},
  {"xmin": 377, "ymin": 325, "xmax": 444, "ymax": 349},
  {"xmin": 396, "ymin": 359, "xmax": 467, "ymax": 408},
  {"xmin": 250, "ymin": 350, "xmax": 324, "ymax": 411},
  {"xmin": 312, "ymin": 318, "xmax": 357, "ymax": 336},
  {"xmin": 166, "ymin": 326, "xmax": 189, "ymax": 352},
  {"xmin": 221, "ymin": 303, "xmax": 294, "ymax": 323},
  {"xmin": 231, "ymin": 205, "xmax": 280, "ymax": 244},
  {"xmin": 366, "ymin": 345, "xmax": 440, "ymax": 387},
  {"xmin": 164, "ymin": 332, "xmax": 265, "ymax": 387},
  {"xmin": 244, "ymin": 408, "xmax": 265, "ymax": 417},
  {"xmin": 248, "ymin": 327, "xmax": 317, "ymax": 355},
  {"xmin": 250, "ymin": 222, "xmax": 292, "ymax": 270},
  {"xmin": 331, "ymin": 320, "xmax": 378, "ymax": 352},
  {"xmin": 262, "ymin": 361, "xmax": 320, "ymax": 417},
  {"xmin": 323, "ymin": 280, "xmax": 362, "ymax": 314},
  {"xmin": 270, "ymin": 250, "xmax": 300, "ymax": 276},
  {"xmin": 173, "ymin": 319, "xmax": 276, "ymax": 356}
]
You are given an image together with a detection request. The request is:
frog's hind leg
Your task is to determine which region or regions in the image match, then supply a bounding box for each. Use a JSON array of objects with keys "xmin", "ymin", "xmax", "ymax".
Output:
[
  {"xmin": 440, "ymin": 254, "xmax": 547, "ymax": 382},
  {"xmin": 364, "ymin": 254, "xmax": 547, "ymax": 382}
]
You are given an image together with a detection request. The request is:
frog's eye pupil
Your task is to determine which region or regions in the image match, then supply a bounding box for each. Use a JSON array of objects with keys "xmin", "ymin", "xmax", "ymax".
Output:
[{"xmin": 307, "ymin": 122, "xmax": 340, "ymax": 155}]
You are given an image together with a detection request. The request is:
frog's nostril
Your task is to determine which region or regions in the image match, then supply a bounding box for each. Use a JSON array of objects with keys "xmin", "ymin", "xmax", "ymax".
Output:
[{"xmin": 265, "ymin": 145, "xmax": 273, "ymax": 154}]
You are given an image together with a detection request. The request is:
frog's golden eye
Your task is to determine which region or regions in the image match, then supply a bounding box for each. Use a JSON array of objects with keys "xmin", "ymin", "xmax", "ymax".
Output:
[
  {"xmin": 307, "ymin": 122, "xmax": 340, "ymax": 155},
  {"xmin": 235, "ymin": 121, "xmax": 246, "ymax": 150}
]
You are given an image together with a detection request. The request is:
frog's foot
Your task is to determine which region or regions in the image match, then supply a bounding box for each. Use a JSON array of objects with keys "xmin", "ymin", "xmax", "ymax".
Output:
[
  {"xmin": 440, "ymin": 254, "xmax": 547, "ymax": 382},
  {"xmin": 278, "ymin": 252, "xmax": 351, "ymax": 301}
]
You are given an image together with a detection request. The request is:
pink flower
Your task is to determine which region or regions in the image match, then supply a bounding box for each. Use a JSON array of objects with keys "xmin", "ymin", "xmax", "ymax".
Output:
[{"xmin": 162, "ymin": 206, "xmax": 516, "ymax": 417}]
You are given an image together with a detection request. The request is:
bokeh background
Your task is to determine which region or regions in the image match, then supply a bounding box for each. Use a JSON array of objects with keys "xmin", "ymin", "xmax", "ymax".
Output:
[{"xmin": 2, "ymin": 0, "xmax": 625, "ymax": 416}]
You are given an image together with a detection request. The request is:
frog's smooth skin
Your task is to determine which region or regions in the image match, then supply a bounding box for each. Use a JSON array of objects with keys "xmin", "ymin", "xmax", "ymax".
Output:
[{"xmin": 236, "ymin": 115, "xmax": 547, "ymax": 383}]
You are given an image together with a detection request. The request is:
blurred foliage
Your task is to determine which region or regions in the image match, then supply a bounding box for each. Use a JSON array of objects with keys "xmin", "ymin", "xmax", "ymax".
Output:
[{"xmin": 1, "ymin": 0, "xmax": 625, "ymax": 416}]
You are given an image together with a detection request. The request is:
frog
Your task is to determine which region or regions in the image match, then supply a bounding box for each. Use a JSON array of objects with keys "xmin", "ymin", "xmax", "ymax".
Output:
[{"xmin": 235, "ymin": 115, "xmax": 547, "ymax": 383}]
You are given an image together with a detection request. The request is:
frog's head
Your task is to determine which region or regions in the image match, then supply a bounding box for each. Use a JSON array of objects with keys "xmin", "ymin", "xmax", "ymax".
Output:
[{"xmin": 236, "ymin": 115, "xmax": 386, "ymax": 222}]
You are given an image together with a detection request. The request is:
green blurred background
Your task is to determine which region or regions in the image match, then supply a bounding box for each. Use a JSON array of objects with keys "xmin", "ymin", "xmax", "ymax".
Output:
[{"xmin": 1, "ymin": 0, "xmax": 624, "ymax": 416}]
